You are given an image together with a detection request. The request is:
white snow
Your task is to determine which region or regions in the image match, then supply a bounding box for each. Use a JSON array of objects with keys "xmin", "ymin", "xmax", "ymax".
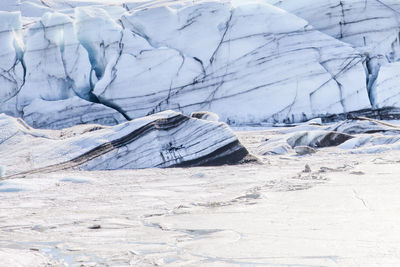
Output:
[{"xmin": 1, "ymin": 127, "xmax": 400, "ymax": 266}]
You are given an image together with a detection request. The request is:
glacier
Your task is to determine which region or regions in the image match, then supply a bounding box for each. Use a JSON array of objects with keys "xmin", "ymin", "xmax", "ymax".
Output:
[
  {"xmin": 266, "ymin": 0, "xmax": 400, "ymax": 110},
  {"xmin": 3, "ymin": 2, "xmax": 400, "ymax": 266},
  {"xmin": 3, "ymin": 0, "xmax": 398, "ymax": 128}
]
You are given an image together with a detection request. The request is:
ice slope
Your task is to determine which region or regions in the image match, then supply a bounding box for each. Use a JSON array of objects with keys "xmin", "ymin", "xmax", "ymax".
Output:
[
  {"xmin": 266, "ymin": 0, "xmax": 400, "ymax": 109},
  {"xmin": 0, "ymin": 0, "xmax": 375, "ymax": 128},
  {"xmin": 0, "ymin": 110, "xmax": 250, "ymax": 175}
]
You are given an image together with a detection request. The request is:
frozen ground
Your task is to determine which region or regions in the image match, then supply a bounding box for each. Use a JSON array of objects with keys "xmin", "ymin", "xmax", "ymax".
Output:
[{"xmin": 1, "ymin": 127, "xmax": 400, "ymax": 266}]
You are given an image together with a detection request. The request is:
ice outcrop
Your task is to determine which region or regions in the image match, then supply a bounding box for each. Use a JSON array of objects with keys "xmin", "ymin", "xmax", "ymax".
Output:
[
  {"xmin": 191, "ymin": 111, "xmax": 220, "ymax": 122},
  {"xmin": 20, "ymin": 12, "xmax": 92, "ymax": 105},
  {"xmin": 0, "ymin": 9, "xmax": 125, "ymax": 128},
  {"xmin": 266, "ymin": 0, "xmax": 400, "ymax": 109},
  {"xmin": 286, "ymin": 131, "xmax": 353, "ymax": 149},
  {"xmin": 0, "ymin": 0, "xmax": 378, "ymax": 128},
  {"xmin": 98, "ymin": 2, "xmax": 371, "ymax": 124},
  {"xmin": 372, "ymin": 62, "xmax": 400, "ymax": 109},
  {"xmin": 22, "ymin": 97, "xmax": 126, "ymax": 129},
  {"xmin": 266, "ymin": 0, "xmax": 400, "ymax": 60},
  {"xmin": 0, "ymin": 11, "xmax": 24, "ymax": 117},
  {"xmin": 257, "ymin": 118, "xmax": 400, "ymax": 155},
  {"xmin": 0, "ymin": 110, "xmax": 252, "ymax": 177}
]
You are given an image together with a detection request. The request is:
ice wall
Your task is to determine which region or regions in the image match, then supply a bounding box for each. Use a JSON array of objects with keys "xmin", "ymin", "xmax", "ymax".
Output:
[{"xmin": 2, "ymin": 0, "xmax": 398, "ymax": 128}]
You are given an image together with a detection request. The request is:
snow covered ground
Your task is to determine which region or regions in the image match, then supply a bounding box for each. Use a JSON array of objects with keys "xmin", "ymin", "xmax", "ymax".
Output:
[{"xmin": 1, "ymin": 124, "xmax": 400, "ymax": 266}]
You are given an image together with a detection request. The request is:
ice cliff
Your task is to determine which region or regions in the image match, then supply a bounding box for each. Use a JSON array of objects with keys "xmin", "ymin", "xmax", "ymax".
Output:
[
  {"xmin": 266, "ymin": 0, "xmax": 400, "ymax": 110},
  {"xmin": 0, "ymin": 0, "xmax": 399, "ymax": 128}
]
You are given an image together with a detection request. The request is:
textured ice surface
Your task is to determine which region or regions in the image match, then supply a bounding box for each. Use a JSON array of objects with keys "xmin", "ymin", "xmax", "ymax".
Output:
[
  {"xmin": 266, "ymin": 0, "xmax": 400, "ymax": 109},
  {"xmin": 0, "ymin": 11, "xmax": 24, "ymax": 117},
  {"xmin": 257, "ymin": 118, "xmax": 400, "ymax": 155},
  {"xmin": 1, "ymin": 127, "xmax": 400, "ymax": 266},
  {"xmin": 0, "ymin": 110, "xmax": 250, "ymax": 175},
  {"xmin": 20, "ymin": 12, "xmax": 91, "ymax": 105},
  {"xmin": 0, "ymin": 0, "xmax": 385, "ymax": 128},
  {"xmin": 372, "ymin": 62, "xmax": 400, "ymax": 108},
  {"xmin": 2, "ymin": 3, "xmax": 400, "ymax": 266},
  {"xmin": 0, "ymin": 248, "xmax": 63, "ymax": 266}
]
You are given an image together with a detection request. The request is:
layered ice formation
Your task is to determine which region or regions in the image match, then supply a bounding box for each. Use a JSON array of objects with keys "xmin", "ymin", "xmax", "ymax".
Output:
[
  {"xmin": 266, "ymin": 0, "xmax": 400, "ymax": 110},
  {"xmin": 1, "ymin": 0, "xmax": 391, "ymax": 128},
  {"xmin": 257, "ymin": 117, "xmax": 400, "ymax": 155},
  {"xmin": 0, "ymin": 110, "xmax": 251, "ymax": 176},
  {"xmin": 0, "ymin": 1, "xmax": 378, "ymax": 128}
]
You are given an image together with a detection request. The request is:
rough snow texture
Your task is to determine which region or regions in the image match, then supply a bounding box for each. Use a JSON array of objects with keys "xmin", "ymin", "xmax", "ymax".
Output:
[
  {"xmin": 0, "ymin": 248, "xmax": 63, "ymax": 266},
  {"xmin": 0, "ymin": 0, "xmax": 382, "ymax": 128},
  {"xmin": 266, "ymin": 0, "xmax": 400, "ymax": 109},
  {"xmin": 0, "ymin": 110, "xmax": 250, "ymax": 176},
  {"xmin": 1, "ymin": 128, "xmax": 400, "ymax": 266}
]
